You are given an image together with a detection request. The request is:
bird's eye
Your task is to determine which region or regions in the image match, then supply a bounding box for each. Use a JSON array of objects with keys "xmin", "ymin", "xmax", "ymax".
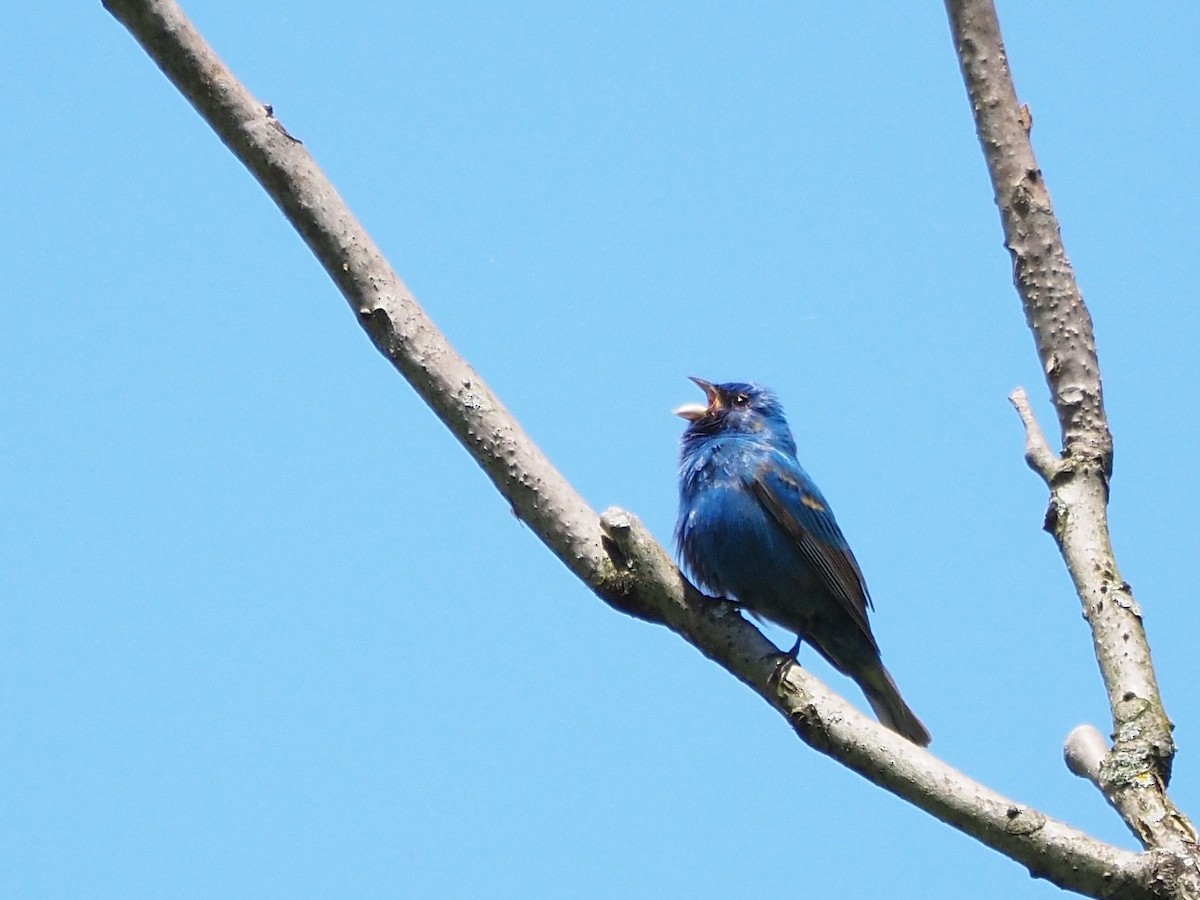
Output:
[{"xmin": 732, "ymin": 393, "xmax": 750, "ymax": 407}]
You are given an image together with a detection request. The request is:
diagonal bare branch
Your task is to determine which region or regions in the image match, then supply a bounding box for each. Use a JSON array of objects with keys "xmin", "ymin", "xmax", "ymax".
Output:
[
  {"xmin": 600, "ymin": 510, "xmax": 1157, "ymax": 900},
  {"xmin": 944, "ymin": 0, "xmax": 1196, "ymax": 859}
]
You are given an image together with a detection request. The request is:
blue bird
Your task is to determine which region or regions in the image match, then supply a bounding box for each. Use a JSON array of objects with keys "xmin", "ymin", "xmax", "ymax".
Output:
[{"xmin": 674, "ymin": 378, "xmax": 931, "ymax": 746}]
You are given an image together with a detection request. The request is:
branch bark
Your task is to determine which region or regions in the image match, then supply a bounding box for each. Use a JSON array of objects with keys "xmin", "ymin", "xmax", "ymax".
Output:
[
  {"xmin": 599, "ymin": 510, "xmax": 1157, "ymax": 900},
  {"xmin": 945, "ymin": 0, "xmax": 1198, "ymax": 868},
  {"xmin": 103, "ymin": 0, "xmax": 1190, "ymax": 895}
]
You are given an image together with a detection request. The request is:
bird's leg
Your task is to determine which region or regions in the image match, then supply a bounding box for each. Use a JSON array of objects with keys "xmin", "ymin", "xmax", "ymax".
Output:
[{"xmin": 767, "ymin": 637, "xmax": 803, "ymax": 691}]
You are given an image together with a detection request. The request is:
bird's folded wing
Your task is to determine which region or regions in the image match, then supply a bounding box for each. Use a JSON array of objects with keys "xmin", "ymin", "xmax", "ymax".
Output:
[{"xmin": 749, "ymin": 460, "xmax": 876, "ymax": 644}]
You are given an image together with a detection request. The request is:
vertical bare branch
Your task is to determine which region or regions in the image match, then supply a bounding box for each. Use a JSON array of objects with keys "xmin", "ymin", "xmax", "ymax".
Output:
[
  {"xmin": 944, "ymin": 0, "xmax": 1196, "ymax": 857},
  {"xmin": 943, "ymin": 2, "xmax": 1110, "ymax": 471}
]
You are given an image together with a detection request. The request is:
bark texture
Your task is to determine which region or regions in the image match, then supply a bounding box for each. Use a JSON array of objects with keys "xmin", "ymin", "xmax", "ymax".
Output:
[{"xmin": 945, "ymin": 0, "xmax": 1199, "ymax": 876}]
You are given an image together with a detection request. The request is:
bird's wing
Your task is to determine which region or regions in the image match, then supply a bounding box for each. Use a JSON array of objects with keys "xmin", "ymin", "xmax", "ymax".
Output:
[{"xmin": 749, "ymin": 457, "xmax": 875, "ymax": 642}]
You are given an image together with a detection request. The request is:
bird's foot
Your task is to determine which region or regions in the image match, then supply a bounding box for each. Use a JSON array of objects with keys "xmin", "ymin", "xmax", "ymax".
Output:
[{"xmin": 767, "ymin": 638, "xmax": 803, "ymax": 691}]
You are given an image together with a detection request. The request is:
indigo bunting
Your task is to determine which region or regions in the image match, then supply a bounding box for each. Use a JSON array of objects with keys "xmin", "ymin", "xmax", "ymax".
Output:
[{"xmin": 674, "ymin": 379, "xmax": 931, "ymax": 746}]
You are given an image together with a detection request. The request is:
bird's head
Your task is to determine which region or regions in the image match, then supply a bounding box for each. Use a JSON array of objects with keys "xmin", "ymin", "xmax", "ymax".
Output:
[{"xmin": 674, "ymin": 378, "xmax": 795, "ymax": 450}]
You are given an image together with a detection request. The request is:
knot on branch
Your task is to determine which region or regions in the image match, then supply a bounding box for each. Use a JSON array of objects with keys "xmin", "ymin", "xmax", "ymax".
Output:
[
  {"xmin": 357, "ymin": 304, "xmax": 402, "ymax": 357},
  {"xmin": 1003, "ymin": 804, "xmax": 1046, "ymax": 836},
  {"xmin": 1109, "ymin": 696, "xmax": 1177, "ymax": 785},
  {"xmin": 782, "ymin": 690, "xmax": 834, "ymax": 752},
  {"xmin": 1063, "ymin": 431, "xmax": 1115, "ymax": 486},
  {"xmin": 597, "ymin": 507, "xmax": 678, "ymax": 625}
]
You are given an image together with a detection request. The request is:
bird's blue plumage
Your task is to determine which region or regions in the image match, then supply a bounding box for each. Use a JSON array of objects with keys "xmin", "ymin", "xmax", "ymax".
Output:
[{"xmin": 675, "ymin": 379, "xmax": 930, "ymax": 745}]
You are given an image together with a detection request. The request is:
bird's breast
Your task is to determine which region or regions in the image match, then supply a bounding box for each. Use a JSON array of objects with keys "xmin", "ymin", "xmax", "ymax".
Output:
[{"xmin": 678, "ymin": 476, "xmax": 800, "ymax": 599}]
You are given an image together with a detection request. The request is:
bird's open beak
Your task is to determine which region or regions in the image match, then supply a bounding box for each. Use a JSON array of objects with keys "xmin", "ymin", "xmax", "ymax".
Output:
[{"xmin": 673, "ymin": 377, "xmax": 720, "ymax": 420}]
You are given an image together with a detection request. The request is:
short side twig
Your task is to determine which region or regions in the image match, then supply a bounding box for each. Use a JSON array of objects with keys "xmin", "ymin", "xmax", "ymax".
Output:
[{"xmin": 1009, "ymin": 387, "xmax": 1061, "ymax": 482}]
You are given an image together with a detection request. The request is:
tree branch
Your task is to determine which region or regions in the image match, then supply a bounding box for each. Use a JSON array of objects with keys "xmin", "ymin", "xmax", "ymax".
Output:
[
  {"xmin": 598, "ymin": 510, "xmax": 1157, "ymax": 900},
  {"xmin": 1009, "ymin": 387, "xmax": 1061, "ymax": 481},
  {"xmin": 944, "ymin": 0, "xmax": 1196, "ymax": 861},
  {"xmin": 103, "ymin": 0, "xmax": 1185, "ymax": 895}
]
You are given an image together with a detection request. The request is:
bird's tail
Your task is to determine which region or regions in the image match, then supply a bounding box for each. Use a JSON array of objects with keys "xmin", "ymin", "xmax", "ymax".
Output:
[{"xmin": 857, "ymin": 662, "xmax": 931, "ymax": 747}]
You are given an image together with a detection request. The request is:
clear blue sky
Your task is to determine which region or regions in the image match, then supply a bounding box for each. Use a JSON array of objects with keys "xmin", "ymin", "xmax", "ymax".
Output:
[{"xmin": 4, "ymin": 4, "xmax": 1200, "ymax": 898}]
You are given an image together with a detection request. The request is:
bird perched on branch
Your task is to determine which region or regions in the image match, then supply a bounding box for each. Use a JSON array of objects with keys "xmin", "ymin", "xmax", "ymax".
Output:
[{"xmin": 674, "ymin": 378, "xmax": 931, "ymax": 746}]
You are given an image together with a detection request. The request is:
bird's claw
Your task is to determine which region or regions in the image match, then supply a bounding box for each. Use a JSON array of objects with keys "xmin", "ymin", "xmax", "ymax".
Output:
[{"xmin": 767, "ymin": 638, "xmax": 803, "ymax": 691}]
